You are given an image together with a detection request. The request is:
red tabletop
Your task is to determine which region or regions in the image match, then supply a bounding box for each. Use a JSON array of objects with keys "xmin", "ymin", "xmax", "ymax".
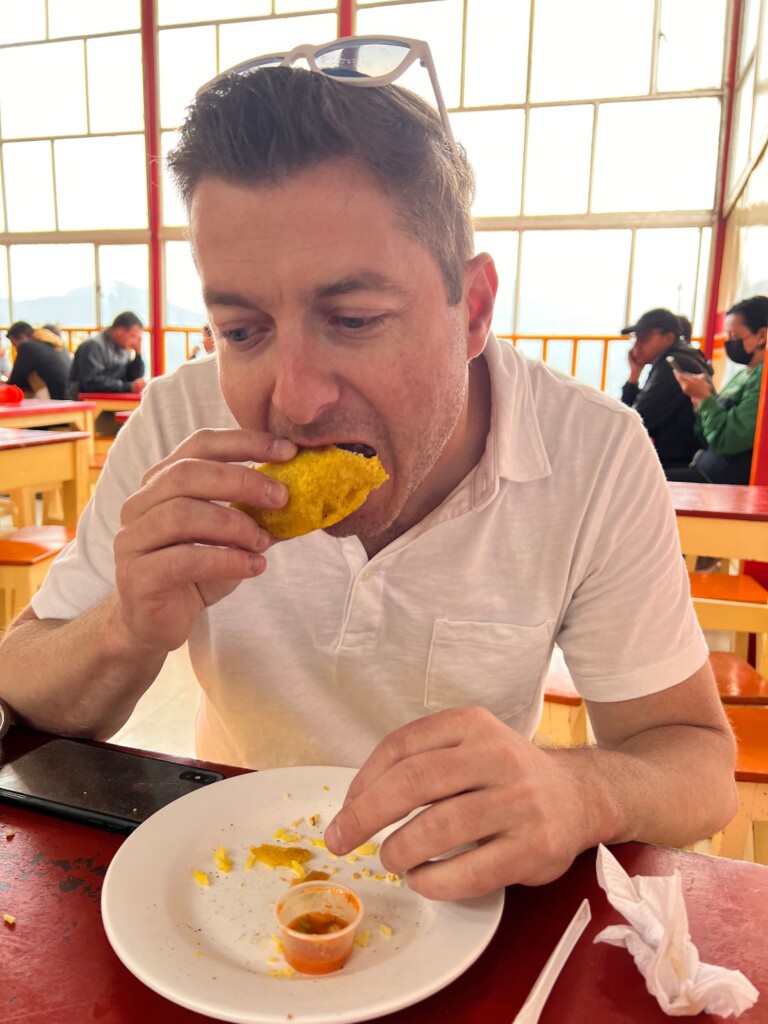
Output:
[
  {"xmin": 77, "ymin": 393, "xmax": 142, "ymax": 403},
  {"xmin": 1, "ymin": 729, "xmax": 766, "ymax": 1024},
  {"xmin": 0, "ymin": 399, "xmax": 96, "ymax": 418},
  {"xmin": 114, "ymin": 410, "xmax": 133, "ymax": 424},
  {"xmin": 668, "ymin": 482, "xmax": 768, "ymax": 522},
  {"xmin": 0, "ymin": 427, "xmax": 91, "ymax": 449}
]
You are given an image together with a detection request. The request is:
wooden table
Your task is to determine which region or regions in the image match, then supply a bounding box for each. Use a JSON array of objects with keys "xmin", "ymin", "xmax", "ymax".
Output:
[
  {"xmin": 0, "ymin": 428, "xmax": 90, "ymax": 528},
  {"xmin": 1, "ymin": 728, "xmax": 766, "ymax": 1024},
  {"xmin": 0, "ymin": 398, "xmax": 96, "ymax": 436},
  {"xmin": 77, "ymin": 392, "xmax": 141, "ymax": 421},
  {"xmin": 669, "ymin": 482, "xmax": 768, "ymax": 561}
]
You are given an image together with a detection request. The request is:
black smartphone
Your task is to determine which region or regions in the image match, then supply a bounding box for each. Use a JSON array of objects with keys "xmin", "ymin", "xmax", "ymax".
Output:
[
  {"xmin": 665, "ymin": 355, "xmax": 687, "ymax": 374},
  {"xmin": 0, "ymin": 738, "xmax": 225, "ymax": 834}
]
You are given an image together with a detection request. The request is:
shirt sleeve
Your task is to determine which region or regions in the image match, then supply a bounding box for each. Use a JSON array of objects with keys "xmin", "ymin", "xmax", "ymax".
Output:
[
  {"xmin": 555, "ymin": 415, "xmax": 708, "ymax": 702},
  {"xmin": 696, "ymin": 370, "xmax": 761, "ymax": 455}
]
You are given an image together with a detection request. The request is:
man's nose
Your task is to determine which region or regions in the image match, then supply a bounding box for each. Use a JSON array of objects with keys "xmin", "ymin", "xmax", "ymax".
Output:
[{"xmin": 271, "ymin": 335, "xmax": 341, "ymax": 426}]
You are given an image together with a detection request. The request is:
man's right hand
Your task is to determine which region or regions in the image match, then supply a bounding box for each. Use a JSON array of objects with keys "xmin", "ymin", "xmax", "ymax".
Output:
[
  {"xmin": 626, "ymin": 346, "xmax": 642, "ymax": 384},
  {"xmin": 114, "ymin": 429, "xmax": 296, "ymax": 651},
  {"xmin": 131, "ymin": 378, "xmax": 147, "ymax": 393}
]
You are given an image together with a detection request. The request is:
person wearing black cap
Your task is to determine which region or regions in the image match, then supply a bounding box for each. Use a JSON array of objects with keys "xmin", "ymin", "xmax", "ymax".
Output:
[{"xmin": 620, "ymin": 307, "xmax": 712, "ymax": 473}]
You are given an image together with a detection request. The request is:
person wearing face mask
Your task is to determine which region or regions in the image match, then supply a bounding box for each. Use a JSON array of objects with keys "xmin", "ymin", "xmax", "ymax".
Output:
[{"xmin": 667, "ymin": 295, "xmax": 768, "ymax": 484}]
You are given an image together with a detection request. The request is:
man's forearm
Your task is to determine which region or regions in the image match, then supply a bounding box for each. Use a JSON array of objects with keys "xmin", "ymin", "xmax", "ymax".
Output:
[
  {"xmin": 551, "ymin": 722, "xmax": 737, "ymax": 852},
  {"xmin": 0, "ymin": 593, "xmax": 169, "ymax": 739}
]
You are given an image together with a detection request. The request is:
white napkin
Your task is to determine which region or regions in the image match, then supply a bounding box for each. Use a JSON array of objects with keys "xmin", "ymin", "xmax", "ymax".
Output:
[{"xmin": 593, "ymin": 844, "xmax": 759, "ymax": 1018}]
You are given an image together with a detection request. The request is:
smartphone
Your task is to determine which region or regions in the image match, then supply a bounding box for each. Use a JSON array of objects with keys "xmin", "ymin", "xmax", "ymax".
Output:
[
  {"xmin": 666, "ymin": 355, "xmax": 715, "ymax": 392},
  {"xmin": 0, "ymin": 738, "xmax": 225, "ymax": 834},
  {"xmin": 665, "ymin": 355, "xmax": 687, "ymax": 374}
]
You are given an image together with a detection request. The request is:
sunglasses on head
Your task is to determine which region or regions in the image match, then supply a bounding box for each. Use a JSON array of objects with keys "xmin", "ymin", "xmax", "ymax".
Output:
[{"xmin": 196, "ymin": 35, "xmax": 458, "ymax": 160}]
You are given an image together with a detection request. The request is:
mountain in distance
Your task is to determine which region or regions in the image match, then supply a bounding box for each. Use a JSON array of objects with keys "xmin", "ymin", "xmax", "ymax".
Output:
[{"xmin": 10, "ymin": 281, "xmax": 204, "ymax": 329}]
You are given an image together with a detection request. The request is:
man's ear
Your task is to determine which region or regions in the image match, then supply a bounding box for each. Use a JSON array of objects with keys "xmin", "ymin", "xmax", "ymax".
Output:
[{"xmin": 463, "ymin": 253, "xmax": 498, "ymax": 360}]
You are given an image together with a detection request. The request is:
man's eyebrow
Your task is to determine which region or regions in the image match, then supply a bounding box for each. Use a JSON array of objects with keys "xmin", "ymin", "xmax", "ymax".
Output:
[
  {"xmin": 204, "ymin": 289, "xmax": 255, "ymax": 308},
  {"xmin": 314, "ymin": 273, "xmax": 407, "ymax": 300}
]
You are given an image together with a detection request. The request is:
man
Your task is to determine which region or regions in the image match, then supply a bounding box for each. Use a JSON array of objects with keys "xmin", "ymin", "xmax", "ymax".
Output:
[
  {"xmin": 7, "ymin": 325, "xmax": 72, "ymax": 400},
  {"xmin": 68, "ymin": 311, "xmax": 147, "ymax": 399},
  {"xmin": 189, "ymin": 323, "xmax": 215, "ymax": 358},
  {"xmin": 620, "ymin": 307, "xmax": 712, "ymax": 473},
  {"xmin": 0, "ymin": 48, "xmax": 735, "ymax": 901}
]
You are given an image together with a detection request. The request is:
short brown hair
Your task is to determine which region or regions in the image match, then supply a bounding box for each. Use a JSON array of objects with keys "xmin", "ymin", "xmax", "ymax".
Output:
[{"xmin": 167, "ymin": 66, "xmax": 475, "ymax": 304}]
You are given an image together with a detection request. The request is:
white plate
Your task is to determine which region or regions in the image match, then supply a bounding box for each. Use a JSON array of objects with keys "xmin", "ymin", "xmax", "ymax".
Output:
[{"xmin": 102, "ymin": 766, "xmax": 504, "ymax": 1024}]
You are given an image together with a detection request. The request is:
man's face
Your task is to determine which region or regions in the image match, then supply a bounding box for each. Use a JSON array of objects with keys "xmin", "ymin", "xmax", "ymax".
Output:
[
  {"xmin": 629, "ymin": 328, "xmax": 675, "ymax": 367},
  {"xmin": 191, "ymin": 161, "xmax": 483, "ymax": 547},
  {"xmin": 112, "ymin": 325, "xmax": 143, "ymax": 350}
]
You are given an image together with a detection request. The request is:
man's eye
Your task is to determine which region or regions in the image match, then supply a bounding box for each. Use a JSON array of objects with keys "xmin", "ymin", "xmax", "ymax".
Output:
[
  {"xmin": 220, "ymin": 327, "xmax": 252, "ymax": 343},
  {"xmin": 332, "ymin": 315, "xmax": 382, "ymax": 330}
]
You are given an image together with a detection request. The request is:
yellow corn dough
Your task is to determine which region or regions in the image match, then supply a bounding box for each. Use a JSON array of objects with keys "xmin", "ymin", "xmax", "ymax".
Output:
[{"xmin": 234, "ymin": 445, "xmax": 388, "ymax": 539}]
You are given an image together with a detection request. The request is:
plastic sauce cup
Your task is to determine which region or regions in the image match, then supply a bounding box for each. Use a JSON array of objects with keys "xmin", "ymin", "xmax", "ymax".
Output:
[{"xmin": 275, "ymin": 881, "xmax": 363, "ymax": 974}]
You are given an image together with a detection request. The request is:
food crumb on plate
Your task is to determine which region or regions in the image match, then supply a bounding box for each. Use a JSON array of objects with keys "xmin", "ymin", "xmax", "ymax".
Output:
[
  {"xmin": 214, "ymin": 846, "xmax": 233, "ymax": 873},
  {"xmin": 268, "ymin": 966, "xmax": 294, "ymax": 978},
  {"xmin": 3, "ymin": 914, "xmax": 16, "ymax": 926},
  {"xmin": 354, "ymin": 930, "xmax": 371, "ymax": 948},
  {"xmin": 191, "ymin": 870, "xmax": 210, "ymax": 887},
  {"xmin": 354, "ymin": 842, "xmax": 379, "ymax": 857},
  {"xmin": 308, "ymin": 814, "xmax": 320, "ymax": 827},
  {"xmin": 378, "ymin": 924, "xmax": 393, "ymax": 937},
  {"xmin": 4, "ymin": 830, "xmax": 14, "ymax": 840}
]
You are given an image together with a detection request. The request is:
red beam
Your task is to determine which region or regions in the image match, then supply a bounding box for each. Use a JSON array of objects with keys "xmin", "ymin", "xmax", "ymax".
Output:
[
  {"xmin": 141, "ymin": 0, "xmax": 164, "ymax": 376},
  {"xmin": 338, "ymin": 0, "xmax": 354, "ymax": 38}
]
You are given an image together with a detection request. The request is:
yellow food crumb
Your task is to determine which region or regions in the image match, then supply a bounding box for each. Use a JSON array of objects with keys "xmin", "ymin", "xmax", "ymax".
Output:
[
  {"xmin": 354, "ymin": 842, "xmax": 379, "ymax": 857},
  {"xmin": 345, "ymin": 853, "xmax": 358, "ymax": 863},
  {"xmin": 267, "ymin": 955, "xmax": 279, "ymax": 963},
  {"xmin": 270, "ymin": 935, "xmax": 285, "ymax": 953},
  {"xmin": 361, "ymin": 867, "xmax": 372, "ymax": 878},
  {"xmin": 309, "ymin": 814, "xmax": 320, "ymax": 827},
  {"xmin": 3, "ymin": 914, "xmax": 16, "ymax": 926},
  {"xmin": 273, "ymin": 827, "xmax": 301, "ymax": 843},
  {"xmin": 354, "ymin": 930, "xmax": 371, "ymax": 947},
  {"xmin": 268, "ymin": 967, "xmax": 294, "ymax": 978},
  {"xmin": 249, "ymin": 844, "xmax": 313, "ymax": 868},
  {"xmin": 291, "ymin": 860, "xmax": 306, "ymax": 878},
  {"xmin": 244, "ymin": 851, "xmax": 257, "ymax": 870},
  {"xmin": 374, "ymin": 873, "xmax": 385, "ymax": 881},
  {"xmin": 308, "ymin": 838, "xmax": 326, "ymax": 848},
  {"xmin": 191, "ymin": 870, "xmax": 210, "ymax": 887},
  {"xmin": 290, "ymin": 817, "xmax": 304, "ymax": 829},
  {"xmin": 4, "ymin": 831, "xmax": 15, "ymax": 840},
  {"xmin": 385, "ymin": 872, "xmax": 402, "ymax": 886},
  {"xmin": 194, "ymin": 950, "xmax": 202, "ymax": 957},
  {"xmin": 352, "ymin": 872, "xmax": 361, "ymax": 880},
  {"xmin": 322, "ymin": 786, "xmax": 329, "ymax": 791},
  {"xmin": 214, "ymin": 846, "xmax": 233, "ymax": 873},
  {"xmin": 379, "ymin": 923, "xmax": 393, "ymax": 937}
]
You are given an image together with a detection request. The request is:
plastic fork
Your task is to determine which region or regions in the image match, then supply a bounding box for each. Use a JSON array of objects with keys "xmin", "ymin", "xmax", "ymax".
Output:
[{"xmin": 511, "ymin": 898, "xmax": 592, "ymax": 1024}]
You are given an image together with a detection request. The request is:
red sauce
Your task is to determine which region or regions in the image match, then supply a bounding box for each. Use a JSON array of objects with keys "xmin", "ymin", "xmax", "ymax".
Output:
[{"xmin": 288, "ymin": 912, "xmax": 348, "ymax": 935}]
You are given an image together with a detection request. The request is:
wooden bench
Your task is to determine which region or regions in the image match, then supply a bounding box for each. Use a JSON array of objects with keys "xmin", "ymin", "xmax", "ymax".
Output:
[
  {"xmin": 709, "ymin": 651, "xmax": 768, "ymax": 704},
  {"xmin": 535, "ymin": 649, "xmax": 589, "ymax": 747},
  {"xmin": 709, "ymin": 704, "xmax": 768, "ymax": 864},
  {"xmin": 0, "ymin": 525, "xmax": 75, "ymax": 629}
]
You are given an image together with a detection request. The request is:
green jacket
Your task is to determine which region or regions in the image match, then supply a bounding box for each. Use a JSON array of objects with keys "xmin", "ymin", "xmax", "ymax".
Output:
[{"xmin": 695, "ymin": 363, "xmax": 763, "ymax": 455}]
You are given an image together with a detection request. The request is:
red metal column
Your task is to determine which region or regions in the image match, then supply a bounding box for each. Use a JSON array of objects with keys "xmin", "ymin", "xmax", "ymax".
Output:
[
  {"xmin": 338, "ymin": 0, "xmax": 354, "ymax": 38},
  {"xmin": 703, "ymin": 0, "xmax": 741, "ymax": 361},
  {"xmin": 141, "ymin": 0, "xmax": 164, "ymax": 376}
]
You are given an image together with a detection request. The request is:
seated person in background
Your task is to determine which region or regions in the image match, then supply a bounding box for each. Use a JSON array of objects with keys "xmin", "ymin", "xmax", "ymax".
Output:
[
  {"xmin": 678, "ymin": 315, "xmax": 693, "ymax": 344},
  {"xmin": 0, "ymin": 49, "xmax": 736, "ymax": 900},
  {"xmin": 0, "ymin": 335, "xmax": 12, "ymax": 379},
  {"xmin": 68, "ymin": 311, "xmax": 146, "ymax": 400},
  {"xmin": 620, "ymin": 307, "xmax": 712, "ymax": 474},
  {"xmin": 8, "ymin": 326, "xmax": 72, "ymax": 400},
  {"xmin": 667, "ymin": 295, "xmax": 768, "ymax": 484},
  {"xmin": 189, "ymin": 323, "xmax": 215, "ymax": 359}
]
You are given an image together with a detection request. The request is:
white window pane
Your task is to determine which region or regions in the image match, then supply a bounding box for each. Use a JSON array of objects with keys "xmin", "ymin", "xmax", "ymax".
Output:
[
  {"xmin": 10, "ymin": 244, "xmax": 96, "ymax": 324},
  {"xmin": 0, "ymin": 160, "xmax": 4, "ymax": 231},
  {"xmin": 87, "ymin": 35, "xmax": 144, "ymax": 133},
  {"xmin": 463, "ymin": 0, "xmax": 529, "ymax": 106},
  {"xmin": 740, "ymin": 0, "xmax": 761, "ymax": 73},
  {"xmin": 159, "ymin": 26, "xmax": 217, "ymax": 130},
  {"xmin": 728, "ymin": 68, "xmax": 755, "ymax": 192},
  {"xmin": 161, "ymin": 131, "xmax": 188, "ymax": 228},
  {"xmin": 0, "ymin": 0, "xmax": 45, "ymax": 44},
  {"xmin": 693, "ymin": 227, "xmax": 712, "ymax": 334},
  {"xmin": 452, "ymin": 110, "xmax": 524, "ymax": 216},
  {"xmin": 518, "ymin": 231, "xmax": 632, "ymax": 334},
  {"xmin": 98, "ymin": 245, "xmax": 149, "ymax": 325},
  {"xmin": 356, "ymin": 0, "xmax": 464, "ymax": 108},
  {"xmin": 629, "ymin": 228, "xmax": 701, "ymax": 322},
  {"xmin": 165, "ymin": 241, "xmax": 205, "ymax": 327},
  {"xmin": 657, "ymin": 0, "xmax": 727, "ymax": 92},
  {"xmin": 531, "ymin": 0, "xmax": 654, "ymax": 102},
  {"xmin": 755, "ymin": 24, "xmax": 768, "ymax": 151},
  {"xmin": 218, "ymin": 14, "xmax": 338, "ymax": 72},
  {"xmin": 158, "ymin": 0, "xmax": 270, "ymax": 25},
  {"xmin": 55, "ymin": 136, "xmax": 148, "ymax": 230},
  {"xmin": 0, "ymin": 247, "xmax": 9, "ymax": 325},
  {"xmin": 524, "ymin": 105, "xmax": 593, "ymax": 215},
  {"xmin": 275, "ymin": 0, "xmax": 337, "ymax": 11},
  {"xmin": 738, "ymin": 223, "xmax": 768, "ymax": 296},
  {"xmin": 3, "ymin": 141, "xmax": 56, "ymax": 231},
  {"xmin": 48, "ymin": 0, "xmax": 140, "ymax": 36},
  {"xmin": 592, "ymin": 98, "xmax": 720, "ymax": 212},
  {"xmin": 0, "ymin": 40, "xmax": 86, "ymax": 138},
  {"xmin": 474, "ymin": 230, "xmax": 518, "ymax": 334}
]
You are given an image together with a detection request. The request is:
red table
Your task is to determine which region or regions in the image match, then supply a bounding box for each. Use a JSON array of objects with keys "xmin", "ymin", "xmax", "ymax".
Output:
[
  {"xmin": 2, "ymin": 729, "xmax": 766, "ymax": 1023},
  {"xmin": 669, "ymin": 482, "xmax": 768, "ymax": 561}
]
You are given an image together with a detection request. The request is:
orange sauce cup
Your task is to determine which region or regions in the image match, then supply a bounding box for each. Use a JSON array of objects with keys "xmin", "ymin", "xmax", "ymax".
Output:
[{"xmin": 275, "ymin": 881, "xmax": 363, "ymax": 975}]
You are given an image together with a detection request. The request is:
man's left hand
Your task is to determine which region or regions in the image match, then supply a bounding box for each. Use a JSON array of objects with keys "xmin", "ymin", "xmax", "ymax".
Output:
[{"xmin": 324, "ymin": 706, "xmax": 589, "ymax": 900}]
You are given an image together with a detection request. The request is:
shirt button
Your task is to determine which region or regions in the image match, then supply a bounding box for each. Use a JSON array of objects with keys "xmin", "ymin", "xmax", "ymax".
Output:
[{"xmin": 361, "ymin": 568, "xmax": 374, "ymax": 581}]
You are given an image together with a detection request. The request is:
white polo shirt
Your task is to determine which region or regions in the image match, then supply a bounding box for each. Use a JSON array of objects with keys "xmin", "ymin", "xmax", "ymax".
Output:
[{"xmin": 32, "ymin": 336, "xmax": 707, "ymax": 769}]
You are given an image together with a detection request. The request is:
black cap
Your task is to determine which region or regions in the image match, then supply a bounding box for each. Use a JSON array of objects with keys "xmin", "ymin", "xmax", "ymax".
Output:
[{"xmin": 621, "ymin": 308, "xmax": 682, "ymax": 337}]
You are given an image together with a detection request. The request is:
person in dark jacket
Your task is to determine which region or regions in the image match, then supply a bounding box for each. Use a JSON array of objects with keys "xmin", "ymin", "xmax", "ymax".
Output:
[
  {"xmin": 8, "ymin": 326, "xmax": 73, "ymax": 399},
  {"xmin": 68, "ymin": 311, "xmax": 146, "ymax": 400},
  {"xmin": 619, "ymin": 307, "xmax": 712, "ymax": 474}
]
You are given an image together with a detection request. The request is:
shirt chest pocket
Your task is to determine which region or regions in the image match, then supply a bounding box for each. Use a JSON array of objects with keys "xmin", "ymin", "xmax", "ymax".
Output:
[{"xmin": 424, "ymin": 619, "xmax": 555, "ymax": 722}]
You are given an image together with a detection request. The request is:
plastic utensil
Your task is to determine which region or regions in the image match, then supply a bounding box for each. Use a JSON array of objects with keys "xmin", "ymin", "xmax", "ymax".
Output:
[{"xmin": 511, "ymin": 898, "xmax": 591, "ymax": 1024}]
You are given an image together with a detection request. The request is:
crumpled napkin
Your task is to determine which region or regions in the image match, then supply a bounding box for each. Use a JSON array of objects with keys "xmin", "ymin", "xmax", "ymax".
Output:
[{"xmin": 593, "ymin": 844, "xmax": 759, "ymax": 1018}]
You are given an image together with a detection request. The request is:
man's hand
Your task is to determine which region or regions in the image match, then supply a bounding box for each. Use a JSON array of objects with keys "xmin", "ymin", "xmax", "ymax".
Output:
[
  {"xmin": 130, "ymin": 378, "xmax": 147, "ymax": 393},
  {"xmin": 324, "ymin": 706, "xmax": 591, "ymax": 901},
  {"xmin": 626, "ymin": 346, "xmax": 642, "ymax": 384},
  {"xmin": 114, "ymin": 428, "xmax": 296, "ymax": 651}
]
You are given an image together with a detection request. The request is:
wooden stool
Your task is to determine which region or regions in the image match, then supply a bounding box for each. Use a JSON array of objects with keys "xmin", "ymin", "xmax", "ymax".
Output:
[
  {"xmin": 0, "ymin": 525, "xmax": 75, "ymax": 629},
  {"xmin": 89, "ymin": 452, "xmax": 107, "ymax": 487},
  {"xmin": 709, "ymin": 651, "xmax": 768, "ymax": 704},
  {"xmin": 689, "ymin": 571, "xmax": 768, "ymax": 603},
  {"xmin": 710, "ymin": 705, "xmax": 768, "ymax": 865},
  {"xmin": 535, "ymin": 649, "xmax": 588, "ymax": 747}
]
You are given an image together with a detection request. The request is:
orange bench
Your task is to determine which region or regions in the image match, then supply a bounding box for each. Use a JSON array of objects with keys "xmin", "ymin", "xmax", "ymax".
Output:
[
  {"xmin": 688, "ymin": 571, "xmax": 768, "ymax": 603},
  {"xmin": 709, "ymin": 651, "xmax": 768, "ymax": 704},
  {"xmin": 0, "ymin": 525, "xmax": 75, "ymax": 629},
  {"xmin": 710, "ymin": 705, "xmax": 768, "ymax": 864}
]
